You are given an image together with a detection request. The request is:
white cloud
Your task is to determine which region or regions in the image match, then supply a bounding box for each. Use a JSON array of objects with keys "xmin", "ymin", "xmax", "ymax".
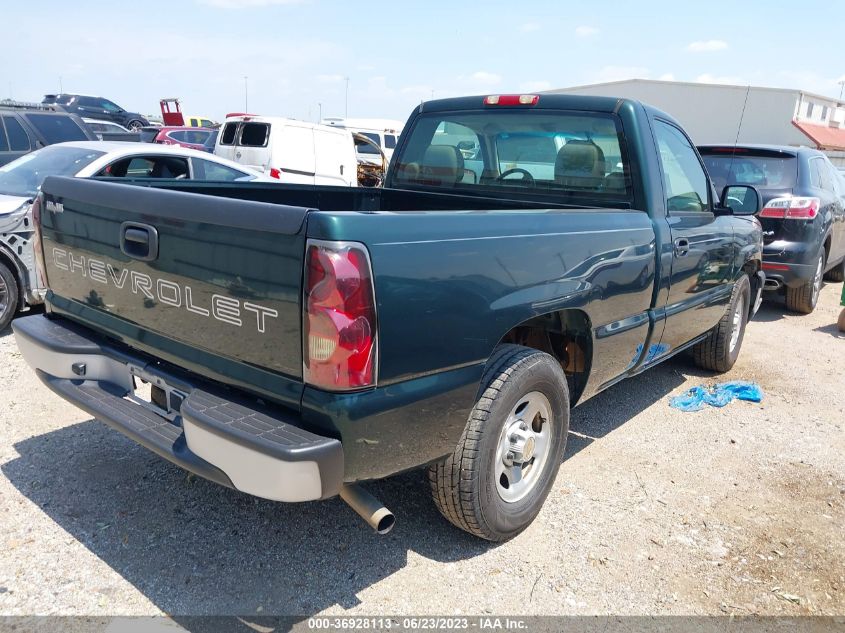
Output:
[
  {"xmin": 575, "ymin": 26, "xmax": 599, "ymax": 37},
  {"xmin": 594, "ymin": 66, "xmax": 650, "ymax": 83},
  {"xmin": 696, "ymin": 73, "xmax": 744, "ymax": 85},
  {"xmin": 520, "ymin": 22, "xmax": 541, "ymax": 33},
  {"xmin": 317, "ymin": 74, "xmax": 345, "ymax": 83},
  {"xmin": 520, "ymin": 80, "xmax": 552, "ymax": 92},
  {"xmin": 196, "ymin": 0, "xmax": 303, "ymax": 7},
  {"xmin": 467, "ymin": 71, "xmax": 502, "ymax": 85},
  {"xmin": 658, "ymin": 73, "xmax": 675, "ymax": 81},
  {"xmin": 687, "ymin": 39, "xmax": 728, "ymax": 52}
]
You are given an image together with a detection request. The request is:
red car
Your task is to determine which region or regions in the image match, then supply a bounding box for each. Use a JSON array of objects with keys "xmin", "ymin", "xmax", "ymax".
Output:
[{"xmin": 147, "ymin": 126, "xmax": 217, "ymax": 152}]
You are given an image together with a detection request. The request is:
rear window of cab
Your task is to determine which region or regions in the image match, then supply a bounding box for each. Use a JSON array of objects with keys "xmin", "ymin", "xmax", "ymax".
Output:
[{"xmin": 393, "ymin": 110, "xmax": 632, "ymax": 203}]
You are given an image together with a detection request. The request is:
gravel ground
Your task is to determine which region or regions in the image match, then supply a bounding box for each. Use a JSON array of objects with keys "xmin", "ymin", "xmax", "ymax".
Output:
[{"xmin": 0, "ymin": 284, "xmax": 843, "ymax": 619}]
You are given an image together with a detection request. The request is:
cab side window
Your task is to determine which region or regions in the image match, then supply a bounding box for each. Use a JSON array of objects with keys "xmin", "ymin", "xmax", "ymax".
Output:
[{"xmin": 654, "ymin": 120, "xmax": 710, "ymax": 213}]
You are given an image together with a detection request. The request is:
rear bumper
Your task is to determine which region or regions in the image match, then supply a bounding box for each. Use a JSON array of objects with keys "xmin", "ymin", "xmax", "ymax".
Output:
[
  {"xmin": 762, "ymin": 240, "xmax": 820, "ymax": 288},
  {"xmin": 12, "ymin": 314, "xmax": 344, "ymax": 502},
  {"xmin": 761, "ymin": 261, "xmax": 815, "ymax": 289}
]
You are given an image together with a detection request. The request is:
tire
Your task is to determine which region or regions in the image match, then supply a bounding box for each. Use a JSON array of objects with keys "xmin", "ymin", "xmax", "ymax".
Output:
[
  {"xmin": 824, "ymin": 257, "xmax": 845, "ymax": 283},
  {"xmin": 0, "ymin": 261, "xmax": 19, "ymax": 332},
  {"xmin": 429, "ymin": 344, "xmax": 570, "ymax": 541},
  {"xmin": 693, "ymin": 275, "xmax": 750, "ymax": 373},
  {"xmin": 127, "ymin": 120, "xmax": 144, "ymax": 131},
  {"xmin": 838, "ymin": 308, "xmax": 845, "ymax": 333},
  {"xmin": 785, "ymin": 251, "xmax": 825, "ymax": 314}
]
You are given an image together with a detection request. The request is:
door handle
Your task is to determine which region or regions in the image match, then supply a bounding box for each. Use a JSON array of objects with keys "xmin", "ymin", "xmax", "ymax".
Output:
[
  {"xmin": 120, "ymin": 222, "xmax": 159, "ymax": 261},
  {"xmin": 674, "ymin": 238, "xmax": 690, "ymax": 257}
]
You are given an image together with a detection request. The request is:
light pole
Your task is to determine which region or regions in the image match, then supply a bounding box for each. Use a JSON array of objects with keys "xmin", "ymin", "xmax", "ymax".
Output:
[
  {"xmin": 344, "ymin": 76, "xmax": 349, "ymax": 118},
  {"xmin": 318, "ymin": 102, "xmax": 322, "ymax": 122},
  {"xmin": 839, "ymin": 80, "xmax": 845, "ymax": 102},
  {"xmin": 244, "ymin": 76, "xmax": 249, "ymax": 112}
]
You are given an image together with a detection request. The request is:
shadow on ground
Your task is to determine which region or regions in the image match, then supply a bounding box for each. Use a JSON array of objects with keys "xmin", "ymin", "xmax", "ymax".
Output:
[
  {"xmin": 2, "ymin": 357, "xmax": 699, "ymax": 624},
  {"xmin": 813, "ymin": 323, "xmax": 845, "ymax": 339},
  {"xmin": 750, "ymin": 298, "xmax": 789, "ymax": 323}
]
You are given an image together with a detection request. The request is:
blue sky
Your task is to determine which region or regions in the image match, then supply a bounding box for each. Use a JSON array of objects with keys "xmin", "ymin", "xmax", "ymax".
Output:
[{"xmin": 3, "ymin": 0, "xmax": 844, "ymax": 124}]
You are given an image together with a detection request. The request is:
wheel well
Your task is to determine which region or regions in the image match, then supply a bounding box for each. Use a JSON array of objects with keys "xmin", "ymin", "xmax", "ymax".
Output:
[
  {"xmin": 497, "ymin": 310, "xmax": 593, "ymax": 406},
  {"xmin": 0, "ymin": 247, "xmax": 25, "ymax": 310},
  {"xmin": 742, "ymin": 260, "xmax": 760, "ymax": 314},
  {"xmin": 824, "ymin": 235, "xmax": 831, "ymax": 261}
]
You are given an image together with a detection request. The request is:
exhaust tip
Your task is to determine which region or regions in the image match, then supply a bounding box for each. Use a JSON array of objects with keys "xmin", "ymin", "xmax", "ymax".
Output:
[
  {"xmin": 340, "ymin": 484, "xmax": 395, "ymax": 535},
  {"xmin": 376, "ymin": 512, "xmax": 395, "ymax": 535}
]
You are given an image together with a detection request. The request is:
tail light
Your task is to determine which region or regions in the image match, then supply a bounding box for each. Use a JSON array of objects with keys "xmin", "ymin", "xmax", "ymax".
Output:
[
  {"xmin": 30, "ymin": 195, "xmax": 48, "ymax": 289},
  {"xmin": 484, "ymin": 94, "xmax": 539, "ymax": 106},
  {"xmin": 269, "ymin": 168, "xmax": 281, "ymax": 179},
  {"xmin": 759, "ymin": 196, "xmax": 819, "ymax": 219},
  {"xmin": 304, "ymin": 240, "xmax": 377, "ymax": 390}
]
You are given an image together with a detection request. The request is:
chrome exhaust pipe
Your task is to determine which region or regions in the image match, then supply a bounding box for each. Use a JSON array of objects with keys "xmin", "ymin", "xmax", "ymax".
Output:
[
  {"xmin": 763, "ymin": 278, "xmax": 782, "ymax": 290},
  {"xmin": 340, "ymin": 484, "xmax": 395, "ymax": 534}
]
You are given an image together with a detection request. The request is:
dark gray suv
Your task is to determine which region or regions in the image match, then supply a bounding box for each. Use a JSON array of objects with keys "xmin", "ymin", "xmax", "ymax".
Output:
[
  {"xmin": 42, "ymin": 94, "xmax": 149, "ymax": 131},
  {"xmin": 700, "ymin": 144, "xmax": 845, "ymax": 314}
]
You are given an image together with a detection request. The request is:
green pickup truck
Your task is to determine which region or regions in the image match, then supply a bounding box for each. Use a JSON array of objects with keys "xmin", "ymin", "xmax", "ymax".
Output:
[{"xmin": 13, "ymin": 94, "xmax": 764, "ymax": 541}]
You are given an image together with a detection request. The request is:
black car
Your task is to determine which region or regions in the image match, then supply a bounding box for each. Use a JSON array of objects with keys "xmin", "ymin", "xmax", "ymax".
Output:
[
  {"xmin": 42, "ymin": 94, "xmax": 149, "ymax": 131},
  {"xmin": 0, "ymin": 106, "xmax": 97, "ymax": 167},
  {"xmin": 700, "ymin": 144, "xmax": 845, "ymax": 314}
]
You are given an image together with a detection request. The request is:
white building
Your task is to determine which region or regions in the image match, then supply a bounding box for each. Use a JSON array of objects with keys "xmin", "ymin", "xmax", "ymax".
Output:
[{"xmin": 546, "ymin": 79, "xmax": 845, "ymax": 167}]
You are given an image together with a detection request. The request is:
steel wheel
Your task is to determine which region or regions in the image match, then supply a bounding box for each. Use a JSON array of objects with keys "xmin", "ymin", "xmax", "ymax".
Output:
[
  {"xmin": 0, "ymin": 274, "xmax": 7, "ymax": 318},
  {"xmin": 494, "ymin": 391, "xmax": 554, "ymax": 503},
  {"xmin": 729, "ymin": 291, "xmax": 746, "ymax": 354},
  {"xmin": 0, "ymin": 261, "xmax": 18, "ymax": 332},
  {"xmin": 811, "ymin": 254, "xmax": 824, "ymax": 307}
]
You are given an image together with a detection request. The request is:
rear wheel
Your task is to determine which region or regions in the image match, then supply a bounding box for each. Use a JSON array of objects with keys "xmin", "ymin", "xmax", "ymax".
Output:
[
  {"xmin": 824, "ymin": 257, "xmax": 845, "ymax": 283},
  {"xmin": 127, "ymin": 120, "xmax": 144, "ymax": 131},
  {"xmin": 693, "ymin": 275, "xmax": 750, "ymax": 372},
  {"xmin": 429, "ymin": 344, "xmax": 569, "ymax": 541},
  {"xmin": 0, "ymin": 261, "xmax": 19, "ymax": 332},
  {"xmin": 786, "ymin": 252, "xmax": 824, "ymax": 314}
]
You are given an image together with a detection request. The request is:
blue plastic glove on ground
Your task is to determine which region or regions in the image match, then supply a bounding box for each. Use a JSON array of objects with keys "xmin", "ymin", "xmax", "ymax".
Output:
[{"xmin": 669, "ymin": 381, "xmax": 764, "ymax": 412}]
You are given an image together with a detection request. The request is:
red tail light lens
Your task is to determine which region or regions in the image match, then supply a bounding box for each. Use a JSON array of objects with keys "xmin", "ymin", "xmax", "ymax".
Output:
[
  {"xmin": 304, "ymin": 240, "xmax": 377, "ymax": 390},
  {"xmin": 484, "ymin": 94, "xmax": 539, "ymax": 106},
  {"xmin": 269, "ymin": 168, "xmax": 281, "ymax": 179},
  {"xmin": 759, "ymin": 196, "xmax": 819, "ymax": 219}
]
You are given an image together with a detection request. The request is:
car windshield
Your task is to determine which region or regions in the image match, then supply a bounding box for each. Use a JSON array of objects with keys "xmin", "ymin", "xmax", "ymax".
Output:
[
  {"xmin": 0, "ymin": 146, "xmax": 105, "ymax": 197},
  {"xmin": 25, "ymin": 114, "xmax": 90, "ymax": 143},
  {"xmin": 701, "ymin": 151, "xmax": 798, "ymax": 192},
  {"xmin": 392, "ymin": 109, "xmax": 632, "ymax": 203}
]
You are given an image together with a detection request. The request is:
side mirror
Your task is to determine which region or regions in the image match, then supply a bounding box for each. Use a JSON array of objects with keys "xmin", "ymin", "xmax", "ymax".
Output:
[{"xmin": 719, "ymin": 184, "xmax": 761, "ymax": 216}]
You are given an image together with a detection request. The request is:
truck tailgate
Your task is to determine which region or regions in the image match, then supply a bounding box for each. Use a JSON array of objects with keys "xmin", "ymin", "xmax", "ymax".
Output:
[{"xmin": 38, "ymin": 176, "xmax": 309, "ymax": 408}]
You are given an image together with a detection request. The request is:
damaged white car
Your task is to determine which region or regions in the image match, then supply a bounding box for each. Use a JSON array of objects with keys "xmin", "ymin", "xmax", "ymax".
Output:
[{"xmin": 0, "ymin": 142, "xmax": 269, "ymax": 330}]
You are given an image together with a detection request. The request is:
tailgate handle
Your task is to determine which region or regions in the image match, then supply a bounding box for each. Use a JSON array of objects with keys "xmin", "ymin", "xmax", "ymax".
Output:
[{"xmin": 120, "ymin": 222, "xmax": 159, "ymax": 262}]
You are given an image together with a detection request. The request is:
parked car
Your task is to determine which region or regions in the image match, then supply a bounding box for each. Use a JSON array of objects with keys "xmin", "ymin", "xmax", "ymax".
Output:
[
  {"xmin": 0, "ymin": 107, "xmax": 96, "ymax": 166},
  {"xmin": 186, "ymin": 115, "xmax": 219, "ymax": 128},
  {"xmin": 15, "ymin": 94, "xmax": 764, "ymax": 541},
  {"xmin": 215, "ymin": 115, "xmax": 358, "ymax": 185},
  {"xmin": 148, "ymin": 126, "xmax": 217, "ymax": 152},
  {"xmin": 42, "ymin": 94, "xmax": 149, "ymax": 131},
  {"xmin": 0, "ymin": 141, "xmax": 270, "ymax": 330},
  {"xmin": 699, "ymin": 144, "xmax": 845, "ymax": 313},
  {"xmin": 81, "ymin": 118, "xmax": 139, "ymax": 142},
  {"xmin": 322, "ymin": 117, "xmax": 403, "ymax": 165}
]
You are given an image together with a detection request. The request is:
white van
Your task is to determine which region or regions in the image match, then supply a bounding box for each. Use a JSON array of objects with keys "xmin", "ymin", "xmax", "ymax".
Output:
[
  {"xmin": 214, "ymin": 116, "xmax": 358, "ymax": 186},
  {"xmin": 321, "ymin": 118, "xmax": 403, "ymax": 165}
]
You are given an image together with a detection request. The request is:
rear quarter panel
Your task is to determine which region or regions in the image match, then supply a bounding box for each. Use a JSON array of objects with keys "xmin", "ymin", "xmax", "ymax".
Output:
[{"xmin": 306, "ymin": 208, "xmax": 657, "ymax": 390}]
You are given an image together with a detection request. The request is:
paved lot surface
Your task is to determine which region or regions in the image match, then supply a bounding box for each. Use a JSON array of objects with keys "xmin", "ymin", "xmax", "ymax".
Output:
[{"xmin": 0, "ymin": 285, "xmax": 843, "ymax": 618}]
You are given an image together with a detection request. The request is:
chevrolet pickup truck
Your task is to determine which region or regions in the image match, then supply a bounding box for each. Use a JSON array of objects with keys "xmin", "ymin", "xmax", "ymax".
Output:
[{"xmin": 13, "ymin": 94, "xmax": 764, "ymax": 541}]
